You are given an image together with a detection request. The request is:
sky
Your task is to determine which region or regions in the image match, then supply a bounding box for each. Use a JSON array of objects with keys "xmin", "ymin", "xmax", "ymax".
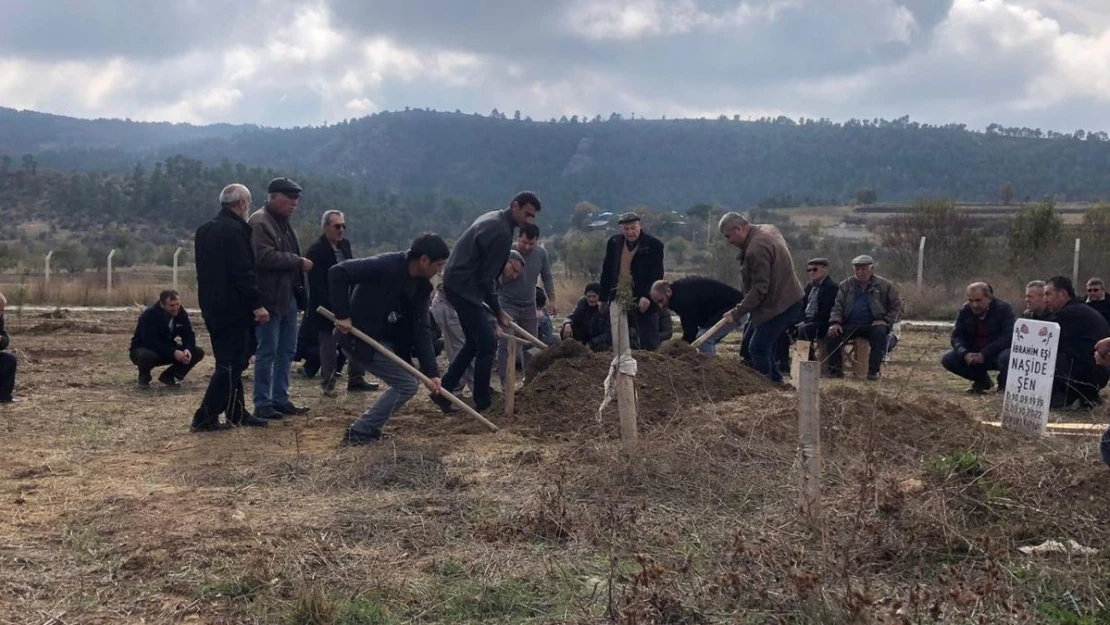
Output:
[{"xmin": 1, "ymin": 0, "xmax": 1110, "ymax": 131}]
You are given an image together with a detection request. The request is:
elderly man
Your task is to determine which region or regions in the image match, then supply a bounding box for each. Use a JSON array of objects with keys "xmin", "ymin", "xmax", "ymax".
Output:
[
  {"xmin": 941, "ymin": 282, "xmax": 1015, "ymax": 393},
  {"xmin": 497, "ymin": 223, "xmax": 555, "ymax": 386},
  {"xmin": 248, "ymin": 177, "xmax": 313, "ymax": 420},
  {"xmin": 330, "ymin": 234, "xmax": 449, "ymax": 445},
  {"xmin": 827, "ymin": 255, "xmax": 902, "ymax": 380},
  {"xmin": 650, "ymin": 277, "xmax": 743, "ymax": 354},
  {"xmin": 305, "ymin": 209, "xmax": 377, "ymax": 397},
  {"xmin": 598, "ymin": 212, "xmax": 666, "ymax": 351},
  {"xmin": 434, "ymin": 192, "xmax": 540, "ymax": 414},
  {"xmin": 718, "ymin": 212, "xmax": 804, "ymax": 382},
  {"xmin": 1085, "ymin": 278, "xmax": 1110, "ymax": 324},
  {"xmin": 562, "ymin": 282, "xmax": 610, "ymax": 351},
  {"xmin": 1044, "ymin": 276, "xmax": 1110, "ymax": 409},
  {"xmin": 0, "ymin": 293, "xmax": 16, "ymax": 403},
  {"xmin": 129, "ymin": 289, "xmax": 205, "ymax": 388},
  {"xmin": 1023, "ymin": 280, "xmax": 1050, "ymax": 320},
  {"xmin": 192, "ymin": 183, "xmax": 270, "ymax": 430},
  {"xmin": 795, "ymin": 258, "xmax": 840, "ymax": 345}
]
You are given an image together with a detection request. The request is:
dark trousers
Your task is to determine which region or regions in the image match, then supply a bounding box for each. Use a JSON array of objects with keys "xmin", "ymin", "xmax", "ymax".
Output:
[
  {"xmin": 130, "ymin": 346, "xmax": 204, "ymax": 383},
  {"xmin": 941, "ymin": 349, "xmax": 1010, "ymax": 388},
  {"xmin": 197, "ymin": 325, "xmax": 252, "ymax": 422},
  {"xmin": 630, "ymin": 308, "xmax": 661, "ymax": 351},
  {"xmin": 1052, "ymin": 354, "xmax": 1110, "ymax": 407},
  {"xmin": 0, "ymin": 351, "xmax": 15, "ymax": 401},
  {"xmin": 827, "ymin": 324, "xmax": 889, "ymax": 376},
  {"xmin": 743, "ymin": 301, "xmax": 803, "ymax": 383},
  {"xmin": 441, "ymin": 296, "xmax": 497, "ymax": 411}
]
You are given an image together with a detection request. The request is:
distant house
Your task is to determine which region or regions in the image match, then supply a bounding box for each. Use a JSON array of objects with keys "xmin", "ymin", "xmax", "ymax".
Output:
[{"xmin": 587, "ymin": 212, "xmax": 614, "ymax": 230}]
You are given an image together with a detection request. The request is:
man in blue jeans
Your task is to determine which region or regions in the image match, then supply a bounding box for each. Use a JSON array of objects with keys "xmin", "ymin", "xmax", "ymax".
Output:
[
  {"xmin": 330, "ymin": 234, "xmax": 448, "ymax": 445},
  {"xmin": 434, "ymin": 191, "xmax": 541, "ymax": 414},
  {"xmin": 718, "ymin": 212, "xmax": 804, "ymax": 383},
  {"xmin": 248, "ymin": 177, "xmax": 314, "ymax": 420}
]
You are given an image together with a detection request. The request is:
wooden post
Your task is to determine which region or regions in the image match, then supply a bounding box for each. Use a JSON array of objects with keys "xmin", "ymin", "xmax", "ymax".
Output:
[
  {"xmin": 798, "ymin": 360, "xmax": 821, "ymax": 522},
  {"xmin": 172, "ymin": 247, "xmax": 183, "ymax": 290},
  {"xmin": 916, "ymin": 236, "xmax": 926, "ymax": 288},
  {"xmin": 1073, "ymin": 238, "xmax": 1081, "ymax": 285},
  {"xmin": 610, "ymin": 303, "xmax": 638, "ymax": 450},
  {"xmin": 506, "ymin": 336, "xmax": 518, "ymax": 419},
  {"xmin": 106, "ymin": 249, "xmax": 117, "ymax": 295}
]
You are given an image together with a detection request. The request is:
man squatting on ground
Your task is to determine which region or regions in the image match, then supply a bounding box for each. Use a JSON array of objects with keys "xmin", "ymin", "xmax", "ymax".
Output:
[
  {"xmin": 305, "ymin": 209, "xmax": 378, "ymax": 397},
  {"xmin": 941, "ymin": 282, "xmax": 1015, "ymax": 393},
  {"xmin": 561, "ymin": 283, "xmax": 611, "ymax": 351},
  {"xmin": 496, "ymin": 222, "xmax": 555, "ymax": 387},
  {"xmin": 434, "ymin": 191, "xmax": 541, "ymax": 414},
  {"xmin": 1022, "ymin": 280, "xmax": 1050, "ymax": 320},
  {"xmin": 0, "ymin": 292, "xmax": 16, "ymax": 403},
  {"xmin": 329, "ymin": 234, "xmax": 449, "ymax": 446},
  {"xmin": 649, "ymin": 277, "xmax": 743, "ymax": 354},
  {"xmin": 598, "ymin": 212, "xmax": 666, "ymax": 351},
  {"xmin": 192, "ymin": 183, "xmax": 271, "ymax": 431},
  {"xmin": 130, "ymin": 289, "xmax": 205, "ymax": 388},
  {"xmin": 1084, "ymin": 277, "xmax": 1110, "ymax": 325},
  {"xmin": 826, "ymin": 255, "xmax": 902, "ymax": 380},
  {"xmin": 1043, "ymin": 276, "xmax": 1110, "ymax": 409},
  {"xmin": 718, "ymin": 212, "xmax": 804, "ymax": 382},
  {"xmin": 248, "ymin": 177, "xmax": 314, "ymax": 420}
]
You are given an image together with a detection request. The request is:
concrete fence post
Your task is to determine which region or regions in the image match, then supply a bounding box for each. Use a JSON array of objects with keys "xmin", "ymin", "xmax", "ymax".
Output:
[{"xmin": 107, "ymin": 249, "xmax": 117, "ymax": 294}]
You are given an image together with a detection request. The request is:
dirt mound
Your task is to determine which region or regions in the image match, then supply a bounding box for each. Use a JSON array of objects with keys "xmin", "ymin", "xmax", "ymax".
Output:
[
  {"xmin": 37, "ymin": 308, "xmax": 69, "ymax": 319},
  {"xmin": 508, "ymin": 342, "xmax": 774, "ymax": 434},
  {"xmin": 24, "ymin": 320, "xmax": 112, "ymax": 335}
]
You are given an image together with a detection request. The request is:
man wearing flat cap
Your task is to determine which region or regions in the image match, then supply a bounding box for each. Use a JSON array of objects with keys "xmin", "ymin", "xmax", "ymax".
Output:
[
  {"xmin": 826, "ymin": 254, "xmax": 902, "ymax": 380},
  {"xmin": 794, "ymin": 257, "xmax": 840, "ymax": 353},
  {"xmin": 598, "ymin": 212, "xmax": 666, "ymax": 351},
  {"xmin": 248, "ymin": 177, "xmax": 314, "ymax": 420}
]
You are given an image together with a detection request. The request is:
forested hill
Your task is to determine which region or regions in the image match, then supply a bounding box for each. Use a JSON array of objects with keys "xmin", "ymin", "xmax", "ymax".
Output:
[{"xmin": 5, "ymin": 108, "xmax": 1110, "ymax": 214}]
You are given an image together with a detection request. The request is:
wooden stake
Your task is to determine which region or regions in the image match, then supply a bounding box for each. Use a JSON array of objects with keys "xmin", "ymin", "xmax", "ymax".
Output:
[
  {"xmin": 798, "ymin": 360, "xmax": 821, "ymax": 522},
  {"xmin": 506, "ymin": 336, "xmax": 518, "ymax": 419},
  {"xmin": 316, "ymin": 307, "xmax": 499, "ymax": 432},
  {"xmin": 610, "ymin": 303, "xmax": 638, "ymax": 450}
]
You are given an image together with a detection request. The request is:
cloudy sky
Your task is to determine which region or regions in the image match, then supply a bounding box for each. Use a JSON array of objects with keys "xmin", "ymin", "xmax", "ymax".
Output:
[{"xmin": 1, "ymin": 0, "xmax": 1109, "ymax": 131}]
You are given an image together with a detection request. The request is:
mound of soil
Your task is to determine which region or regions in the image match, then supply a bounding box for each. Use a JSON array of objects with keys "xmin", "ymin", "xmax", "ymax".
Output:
[
  {"xmin": 24, "ymin": 320, "xmax": 112, "ymax": 335},
  {"xmin": 509, "ymin": 340, "xmax": 774, "ymax": 434}
]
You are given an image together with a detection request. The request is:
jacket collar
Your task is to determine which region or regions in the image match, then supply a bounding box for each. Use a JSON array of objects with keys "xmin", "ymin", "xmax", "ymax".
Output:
[{"xmin": 218, "ymin": 206, "xmax": 248, "ymax": 225}]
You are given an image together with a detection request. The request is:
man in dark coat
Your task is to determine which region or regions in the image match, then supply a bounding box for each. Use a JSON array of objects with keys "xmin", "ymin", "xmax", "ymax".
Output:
[
  {"xmin": 129, "ymin": 289, "xmax": 205, "ymax": 388},
  {"xmin": 0, "ymin": 292, "xmax": 16, "ymax": 403},
  {"xmin": 1084, "ymin": 278, "xmax": 1110, "ymax": 324},
  {"xmin": 650, "ymin": 277, "xmax": 743, "ymax": 354},
  {"xmin": 941, "ymin": 282, "xmax": 1015, "ymax": 393},
  {"xmin": 330, "ymin": 234, "xmax": 449, "ymax": 445},
  {"xmin": 1045, "ymin": 276, "xmax": 1110, "ymax": 408},
  {"xmin": 192, "ymin": 183, "xmax": 271, "ymax": 431},
  {"xmin": 598, "ymin": 212, "xmax": 666, "ymax": 351},
  {"xmin": 561, "ymin": 282, "xmax": 610, "ymax": 351},
  {"xmin": 305, "ymin": 209, "xmax": 376, "ymax": 396},
  {"xmin": 435, "ymin": 191, "xmax": 540, "ymax": 413}
]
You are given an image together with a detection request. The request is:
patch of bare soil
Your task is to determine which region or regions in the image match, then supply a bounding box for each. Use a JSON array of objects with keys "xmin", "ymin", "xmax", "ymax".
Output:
[
  {"xmin": 509, "ymin": 338, "xmax": 774, "ymax": 434},
  {"xmin": 23, "ymin": 320, "xmax": 114, "ymax": 335}
]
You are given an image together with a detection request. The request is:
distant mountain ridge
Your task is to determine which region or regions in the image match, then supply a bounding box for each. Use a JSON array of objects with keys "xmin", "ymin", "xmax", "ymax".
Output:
[{"xmin": 3, "ymin": 107, "xmax": 1110, "ymax": 214}]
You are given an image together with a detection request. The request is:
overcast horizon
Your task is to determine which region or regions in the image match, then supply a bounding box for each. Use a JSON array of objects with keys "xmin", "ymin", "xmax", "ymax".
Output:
[{"xmin": 3, "ymin": 0, "xmax": 1110, "ymax": 132}]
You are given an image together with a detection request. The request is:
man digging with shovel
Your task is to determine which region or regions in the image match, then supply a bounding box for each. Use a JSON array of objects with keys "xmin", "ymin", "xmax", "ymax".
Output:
[{"xmin": 328, "ymin": 233, "xmax": 450, "ymax": 446}]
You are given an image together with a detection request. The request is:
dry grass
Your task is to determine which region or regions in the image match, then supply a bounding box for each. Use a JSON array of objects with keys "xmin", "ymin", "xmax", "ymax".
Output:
[{"xmin": 1, "ymin": 313, "xmax": 1108, "ymax": 624}]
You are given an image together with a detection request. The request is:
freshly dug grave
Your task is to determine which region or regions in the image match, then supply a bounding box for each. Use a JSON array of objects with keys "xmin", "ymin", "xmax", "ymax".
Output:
[{"xmin": 509, "ymin": 339, "xmax": 774, "ymax": 434}]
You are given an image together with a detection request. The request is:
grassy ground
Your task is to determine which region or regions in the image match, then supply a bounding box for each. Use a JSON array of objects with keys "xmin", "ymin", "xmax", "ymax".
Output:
[{"xmin": 1, "ymin": 312, "xmax": 1107, "ymax": 624}]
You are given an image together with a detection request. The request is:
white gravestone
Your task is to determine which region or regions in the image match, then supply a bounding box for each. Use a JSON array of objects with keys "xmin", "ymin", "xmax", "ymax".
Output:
[{"xmin": 1001, "ymin": 319, "xmax": 1060, "ymax": 438}]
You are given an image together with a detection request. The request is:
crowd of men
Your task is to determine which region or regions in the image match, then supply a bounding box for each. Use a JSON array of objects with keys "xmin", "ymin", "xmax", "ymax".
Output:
[{"xmin": 4, "ymin": 185, "xmax": 1110, "ymax": 465}]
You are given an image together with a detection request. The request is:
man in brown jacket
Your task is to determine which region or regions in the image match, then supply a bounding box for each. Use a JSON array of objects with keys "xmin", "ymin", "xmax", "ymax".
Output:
[
  {"xmin": 719, "ymin": 212, "xmax": 804, "ymax": 382},
  {"xmin": 826, "ymin": 255, "xmax": 902, "ymax": 380},
  {"xmin": 248, "ymin": 177, "xmax": 314, "ymax": 420}
]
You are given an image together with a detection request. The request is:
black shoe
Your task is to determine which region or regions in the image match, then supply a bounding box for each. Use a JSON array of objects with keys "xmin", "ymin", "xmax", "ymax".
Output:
[
  {"xmin": 430, "ymin": 393, "xmax": 458, "ymax": 413},
  {"xmin": 274, "ymin": 402, "xmax": 310, "ymax": 416},
  {"xmin": 340, "ymin": 427, "xmax": 383, "ymax": 447},
  {"xmin": 239, "ymin": 414, "xmax": 269, "ymax": 427},
  {"xmin": 256, "ymin": 406, "xmax": 285, "ymax": 420},
  {"xmin": 321, "ymin": 376, "xmax": 338, "ymax": 398},
  {"xmin": 966, "ymin": 382, "xmax": 992, "ymax": 394},
  {"xmin": 347, "ymin": 378, "xmax": 380, "ymax": 392},
  {"xmin": 827, "ymin": 370, "xmax": 844, "ymax": 379},
  {"xmin": 191, "ymin": 410, "xmax": 230, "ymax": 432},
  {"xmin": 137, "ymin": 380, "xmax": 151, "ymax": 390},
  {"xmin": 159, "ymin": 374, "xmax": 180, "ymax": 387},
  {"xmin": 866, "ymin": 373, "xmax": 880, "ymax": 382}
]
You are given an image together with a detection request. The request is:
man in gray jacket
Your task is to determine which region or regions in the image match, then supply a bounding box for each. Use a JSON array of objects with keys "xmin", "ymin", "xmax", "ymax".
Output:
[
  {"xmin": 248, "ymin": 177, "xmax": 314, "ymax": 420},
  {"xmin": 433, "ymin": 191, "xmax": 541, "ymax": 413},
  {"xmin": 826, "ymin": 255, "xmax": 902, "ymax": 380},
  {"xmin": 496, "ymin": 223, "xmax": 555, "ymax": 387}
]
